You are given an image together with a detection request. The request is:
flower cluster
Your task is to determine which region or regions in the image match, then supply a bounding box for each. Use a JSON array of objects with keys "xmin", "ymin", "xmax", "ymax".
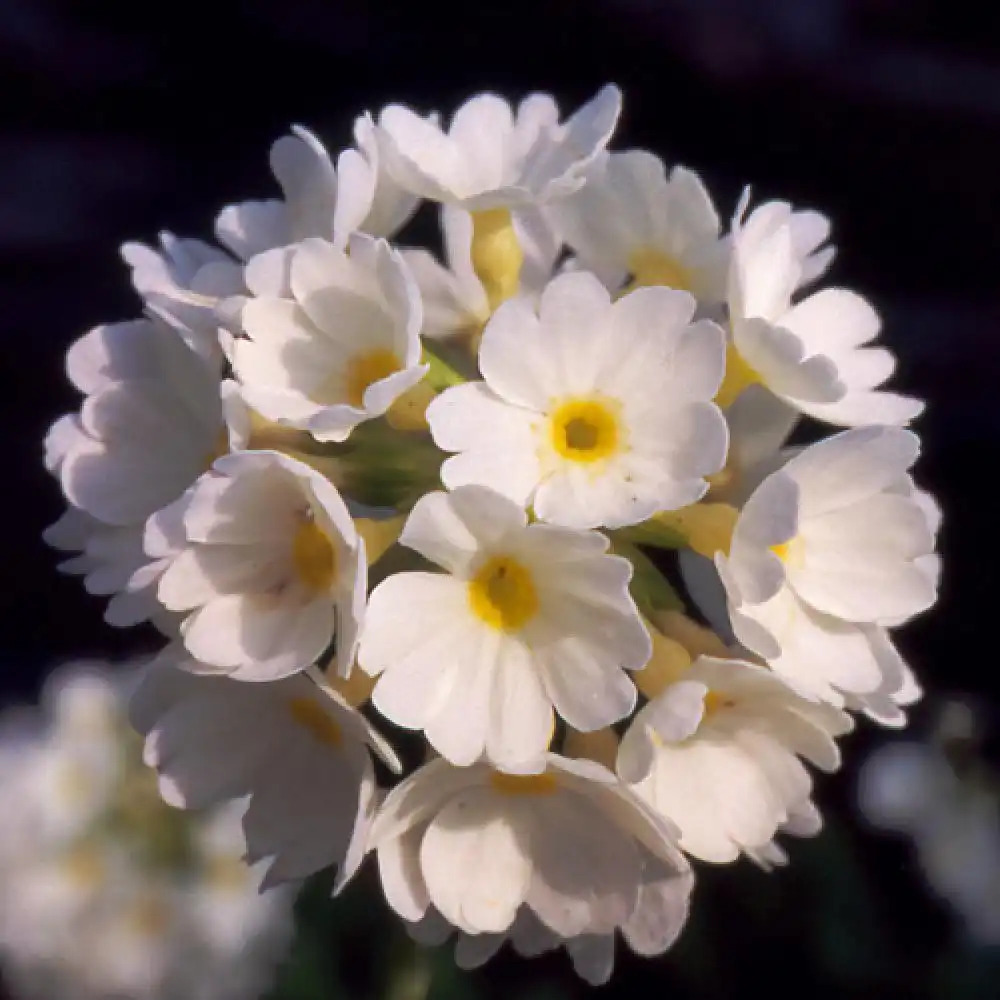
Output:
[
  {"xmin": 44, "ymin": 85, "xmax": 940, "ymax": 983},
  {"xmin": 0, "ymin": 664, "xmax": 293, "ymax": 1000}
]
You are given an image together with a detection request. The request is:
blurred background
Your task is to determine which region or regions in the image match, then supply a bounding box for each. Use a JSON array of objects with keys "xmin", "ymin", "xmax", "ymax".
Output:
[{"xmin": 2, "ymin": 0, "xmax": 1000, "ymax": 997}]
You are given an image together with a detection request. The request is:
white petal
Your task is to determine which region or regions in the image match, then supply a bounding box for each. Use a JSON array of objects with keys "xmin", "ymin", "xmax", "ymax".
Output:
[{"xmin": 421, "ymin": 793, "xmax": 530, "ymax": 934}]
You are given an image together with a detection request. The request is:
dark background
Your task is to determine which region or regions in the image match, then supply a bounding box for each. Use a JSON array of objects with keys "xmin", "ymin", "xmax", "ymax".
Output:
[{"xmin": 2, "ymin": 1, "xmax": 1000, "ymax": 998}]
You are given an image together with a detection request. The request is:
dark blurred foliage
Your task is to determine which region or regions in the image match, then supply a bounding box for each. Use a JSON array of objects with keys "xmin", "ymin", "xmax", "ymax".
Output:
[{"xmin": 2, "ymin": 1, "xmax": 1000, "ymax": 998}]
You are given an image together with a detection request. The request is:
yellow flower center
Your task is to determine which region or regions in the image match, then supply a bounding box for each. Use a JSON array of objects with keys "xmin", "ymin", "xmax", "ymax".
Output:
[
  {"xmin": 715, "ymin": 343, "xmax": 765, "ymax": 409},
  {"xmin": 470, "ymin": 208, "xmax": 523, "ymax": 311},
  {"xmin": 489, "ymin": 771, "xmax": 558, "ymax": 796},
  {"xmin": 702, "ymin": 690, "xmax": 736, "ymax": 718},
  {"xmin": 292, "ymin": 517, "xmax": 337, "ymax": 593},
  {"xmin": 468, "ymin": 555, "xmax": 539, "ymax": 632},
  {"xmin": 344, "ymin": 348, "xmax": 402, "ymax": 408},
  {"xmin": 550, "ymin": 397, "xmax": 621, "ymax": 463},
  {"xmin": 288, "ymin": 697, "xmax": 343, "ymax": 747},
  {"xmin": 769, "ymin": 535, "xmax": 803, "ymax": 569},
  {"xmin": 625, "ymin": 247, "xmax": 694, "ymax": 292}
]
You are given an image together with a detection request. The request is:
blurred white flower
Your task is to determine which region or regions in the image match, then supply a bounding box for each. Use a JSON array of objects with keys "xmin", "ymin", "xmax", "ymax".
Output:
[{"xmin": 0, "ymin": 664, "xmax": 293, "ymax": 1000}]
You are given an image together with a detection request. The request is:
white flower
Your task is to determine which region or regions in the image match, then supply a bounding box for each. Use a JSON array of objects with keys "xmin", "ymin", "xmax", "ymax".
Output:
[
  {"xmin": 368, "ymin": 754, "xmax": 691, "ymax": 945},
  {"xmin": 50, "ymin": 318, "xmax": 234, "ymax": 528},
  {"xmin": 402, "ymin": 204, "xmax": 559, "ymax": 340},
  {"xmin": 618, "ymin": 657, "xmax": 852, "ymax": 862},
  {"xmin": 130, "ymin": 647, "xmax": 394, "ymax": 889},
  {"xmin": 549, "ymin": 151, "xmax": 729, "ymax": 302},
  {"xmin": 232, "ymin": 234, "xmax": 426, "ymax": 443},
  {"xmin": 215, "ymin": 122, "xmax": 414, "ymax": 260},
  {"xmin": 0, "ymin": 663, "xmax": 295, "ymax": 1000},
  {"xmin": 359, "ymin": 487, "xmax": 650, "ymax": 769},
  {"xmin": 719, "ymin": 196, "xmax": 922, "ymax": 424},
  {"xmin": 716, "ymin": 426, "xmax": 938, "ymax": 708},
  {"xmin": 43, "ymin": 318, "xmax": 245, "ymax": 627},
  {"xmin": 121, "ymin": 233, "xmax": 244, "ymax": 367},
  {"xmin": 149, "ymin": 450, "xmax": 366, "ymax": 679},
  {"xmin": 734, "ymin": 195, "xmax": 836, "ymax": 291},
  {"xmin": 376, "ymin": 86, "xmax": 621, "ymax": 210},
  {"xmin": 426, "ymin": 272, "xmax": 728, "ymax": 529}
]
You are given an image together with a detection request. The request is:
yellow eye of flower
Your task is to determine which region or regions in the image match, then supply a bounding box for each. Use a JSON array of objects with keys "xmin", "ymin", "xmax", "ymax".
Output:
[
  {"xmin": 701, "ymin": 690, "xmax": 735, "ymax": 718},
  {"xmin": 626, "ymin": 247, "xmax": 693, "ymax": 292},
  {"xmin": 468, "ymin": 555, "xmax": 539, "ymax": 631},
  {"xmin": 715, "ymin": 343, "xmax": 764, "ymax": 409},
  {"xmin": 549, "ymin": 398, "xmax": 621, "ymax": 463},
  {"xmin": 345, "ymin": 349, "xmax": 402, "ymax": 408},
  {"xmin": 489, "ymin": 771, "xmax": 558, "ymax": 796},
  {"xmin": 292, "ymin": 517, "xmax": 337, "ymax": 593}
]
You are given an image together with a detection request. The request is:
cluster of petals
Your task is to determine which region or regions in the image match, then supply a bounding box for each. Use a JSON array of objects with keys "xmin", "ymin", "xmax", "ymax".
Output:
[{"xmin": 39, "ymin": 82, "xmax": 943, "ymax": 986}]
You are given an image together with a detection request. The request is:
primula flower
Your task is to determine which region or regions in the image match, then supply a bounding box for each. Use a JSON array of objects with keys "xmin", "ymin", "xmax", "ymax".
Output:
[
  {"xmin": 149, "ymin": 450, "xmax": 366, "ymax": 679},
  {"xmin": 618, "ymin": 657, "xmax": 852, "ymax": 862},
  {"xmin": 130, "ymin": 648, "xmax": 395, "ymax": 889},
  {"xmin": 716, "ymin": 426, "xmax": 938, "ymax": 708},
  {"xmin": 719, "ymin": 197, "xmax": 922, "ymax": 422},
  {"xmin": 549, "ymin": 150, "xmax": 729, "ymax": 302},
  {"xmin": 376, "ymin": 86, "xmax": 621, "ymax": 211},
  {"xmin": 368, "ymin": 754, "xmax": 691, "ymax": 943},
  {"xmin": 232, "ymin": 234, "xmax": 426, "ymax": 442},
  {"xmin": 359, "ymin": 487, "xmax": 650, "ymax": 770},
  {"xmin": 43, "ymin": 318, "xmax": 246, "ymax": 627},
  {"xmin": 427, "ymin": 271, "xmax": 728, "ymax": 529},
  {"xmin": 125, "ymin": 121, "xmax": 418, "ymax": 369}
]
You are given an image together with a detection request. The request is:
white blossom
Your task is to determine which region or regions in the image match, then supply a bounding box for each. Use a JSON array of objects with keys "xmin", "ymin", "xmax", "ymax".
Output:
[
  {"xmin": 232, "ymin": 234, "xmax": 426, "ymax": 442},
  {"xmin": 368, "ymin": 754, "xmax": 691, "ymax": 946},
  {"xmin": 359, "ymin": 487, "xmax": 649, "ymax": 770},
  {"xmin": 619, "ymin": 657, "xmax": 852, "ymax": 862},
  {"xmin": 150, "ymin": 450, "xmax": 366, "ymax": 679},
  {"xmin": 716, "ymin": 427, "xmax": 938, "ymax": 709},
  {"xmin": 376, "ymin": 85, "xmax": 621, "ymax": 210},
  {"xmin": 427, "ymin": 272, "xmax": 728, "ymax": 529}
]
